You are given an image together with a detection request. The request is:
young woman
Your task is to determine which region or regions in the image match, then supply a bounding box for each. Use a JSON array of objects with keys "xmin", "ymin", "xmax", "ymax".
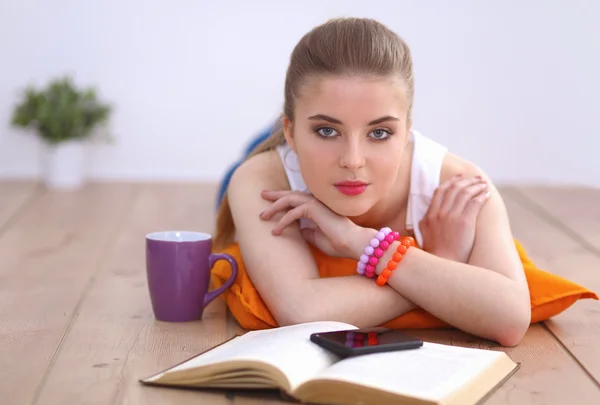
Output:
[{"xmin": 213, "ymin": 17, "xmax": 532, "ymax": 346}]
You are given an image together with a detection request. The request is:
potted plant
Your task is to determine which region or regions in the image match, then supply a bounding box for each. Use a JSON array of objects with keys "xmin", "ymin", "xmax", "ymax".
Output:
[{"xmin": 10, "ymin": 75, "xmax": 113, "ymax": 189}]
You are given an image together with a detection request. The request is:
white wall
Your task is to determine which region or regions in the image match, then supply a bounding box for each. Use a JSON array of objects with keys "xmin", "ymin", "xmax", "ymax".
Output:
[{"xmin": 1, "ymin": 0, "xmax": 599, "ymax": 187}]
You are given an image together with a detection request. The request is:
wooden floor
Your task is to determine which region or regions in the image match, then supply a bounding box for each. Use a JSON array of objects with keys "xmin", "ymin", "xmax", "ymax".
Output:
[{"xmin": 1, "ymin": 181, "xmax": 599, "ymax": 405}]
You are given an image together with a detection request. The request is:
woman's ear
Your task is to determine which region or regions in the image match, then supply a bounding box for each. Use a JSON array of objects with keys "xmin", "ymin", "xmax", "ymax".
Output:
[{"xmin": 283, "ymin": 116, "xmax": 296, "ymax": 151}]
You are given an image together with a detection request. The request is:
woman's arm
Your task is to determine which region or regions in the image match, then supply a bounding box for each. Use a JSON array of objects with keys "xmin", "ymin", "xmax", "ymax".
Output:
[
  {"xmin": 227, "ymin": 151, "xmax": 415, "ymax": 327},
  {"xmin": 371, "ymin": 166, "xmax": 531, "ymax": 346}
]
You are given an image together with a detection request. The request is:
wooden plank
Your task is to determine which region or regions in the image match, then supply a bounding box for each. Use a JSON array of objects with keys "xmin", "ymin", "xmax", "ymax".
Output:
[
  {"xmin": 32, "ymin": 183, "xmax": 276, "ymax": 404},
  {"xmin": 410, "ymin": 324, "xmax": 600, "ymax": 404},
  {"xmin": 0, "ymin": 181, "xmax": 39, "ymax": 232},
  {"xmin": 0, "ymin": 183, "xmax": 138, "ymax": 405},
  {"xmin": 501, "ymin": 187, "xmax": 600, "ymax": 386},
  {"xmin": 511, "ymin": 186, "xmax": 600, "ymax": 253}
]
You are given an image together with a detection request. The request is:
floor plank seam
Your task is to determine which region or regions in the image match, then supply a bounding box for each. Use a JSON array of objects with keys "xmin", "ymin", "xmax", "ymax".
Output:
[
  {"xmin": 0, "ymin": 182, "xmax": 44, "ymax": 239},
  {"xmin": 30, "ymin": 185, "xmax": 144, "ymax": 405},
  {"xmin": 110, "ymin": 324, "xmax": 145, "ymax": 405},
  {"xmin": 541, "ymin": 322, "xmax": 600, "ymax": 389},
  {"xmin": 507, "ymin": 188, "xmax": 600, "ymax": 259}
]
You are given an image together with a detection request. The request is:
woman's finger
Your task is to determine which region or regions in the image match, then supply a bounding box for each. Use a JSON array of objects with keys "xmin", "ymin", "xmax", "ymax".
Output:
[
  {"xmin": 261, "ymin": 189, "xmax": 288, "ymax": 199},
  {"xmin": 451, "ymin": 180, "xmax": 488, "ymax": 214},
  {"xmin": 260, "ymin": 193, "xmax": 313, "ymax": 220},
  {"xmin": 427, "ymin": 174, "xmax": 462, "ymax": 218},
  {"xmin": 271, "ymin": 204, "xmax": 310, "ymax": 235},
  {"xmin": 462, "ymin": 188, "xmax": 492, "ymax": 218},
  {"xmin": 441, "ymin": 177, "xmax": 484, "ymax": 216},
  {"xmin": 261, "ymin": 189, "xmax": 306, "ymax": 201}
]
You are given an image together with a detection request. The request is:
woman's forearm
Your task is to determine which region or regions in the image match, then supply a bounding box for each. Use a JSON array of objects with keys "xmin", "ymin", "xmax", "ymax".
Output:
[
  {"xmin": 270, "ymin": 227, "xmax": 416, "ymax": 328},
  {"xmin": 380, "ymin": 244, "xmax": 530, "ymax": 345},
  {"xmin": 292, "ymin": 276, "xmax": 416, "ymax": 328}
]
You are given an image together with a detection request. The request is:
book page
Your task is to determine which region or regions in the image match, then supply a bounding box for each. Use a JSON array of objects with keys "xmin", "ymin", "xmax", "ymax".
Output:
[
  {"xmin": 310, "ymin": 342, "xmax": 507, "ymax": 402},
  {"xmin": 161, "ymin": 321, "xmax": 357, "ymax": 390}
]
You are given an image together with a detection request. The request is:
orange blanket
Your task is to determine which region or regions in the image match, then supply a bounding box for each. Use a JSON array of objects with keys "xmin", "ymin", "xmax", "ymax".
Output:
[{"xmin": 211, "ymin": 239, "xmax": 598, "ymax": 330}]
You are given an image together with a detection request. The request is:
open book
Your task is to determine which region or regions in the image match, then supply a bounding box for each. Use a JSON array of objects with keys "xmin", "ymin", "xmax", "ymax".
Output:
[{"xmin": 140, "ymin": 321, "xmax": 519, "ymax": 405}]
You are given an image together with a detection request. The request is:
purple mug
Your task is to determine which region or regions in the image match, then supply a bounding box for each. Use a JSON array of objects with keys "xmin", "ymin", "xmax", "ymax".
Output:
[{"xmin": 145, "ymin": 231, "xmax": 238, "ymax": 322}]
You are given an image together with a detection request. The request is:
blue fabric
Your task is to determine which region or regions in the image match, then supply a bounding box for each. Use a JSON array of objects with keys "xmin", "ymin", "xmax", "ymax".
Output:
[{"xmin": 216, "ymin": 127, "xmax": 273, "ymax": 209}]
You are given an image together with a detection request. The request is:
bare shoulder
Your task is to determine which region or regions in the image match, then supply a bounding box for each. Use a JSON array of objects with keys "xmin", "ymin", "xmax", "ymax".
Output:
[
  {"xmin": 227, "ymin": 148, "xmax": 293, "ymax": 240},
  {"xmin": 229, "ymin": 149, "xmax": 290, "ymax": 192},
  {"xmin": 440, "ymin": 151, "xmax": 489, "ymax": 184},
  {"xmin": 439, "ymin": 151, "xmax": 505, "ymax": 216},
  {"xmin": 440, "ymin": 150, "xmax": 527, "ymax": 285}
]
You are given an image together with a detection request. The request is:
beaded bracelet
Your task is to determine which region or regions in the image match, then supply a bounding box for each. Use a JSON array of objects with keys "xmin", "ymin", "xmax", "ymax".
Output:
[
  {"xmin": 357, "ymin": 227, "xmax": 400, "ymax": 278},
  {"xmin": 375, "ymin": 236, "xmax": 416, "ymax": 286}
]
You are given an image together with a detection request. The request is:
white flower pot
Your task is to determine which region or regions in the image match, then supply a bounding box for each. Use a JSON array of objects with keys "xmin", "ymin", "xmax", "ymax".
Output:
[{"xmin": 43, "ymin": 140, "xmax": 87, "ymax": 189}]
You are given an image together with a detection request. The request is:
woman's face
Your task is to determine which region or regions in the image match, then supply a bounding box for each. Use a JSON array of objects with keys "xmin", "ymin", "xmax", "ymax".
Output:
[{"xmin": 283, "ymin": 75, "xmax": 411, "ymax": 217}]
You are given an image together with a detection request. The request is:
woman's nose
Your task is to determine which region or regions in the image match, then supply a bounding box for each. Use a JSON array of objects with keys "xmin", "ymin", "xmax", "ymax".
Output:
[{"xmin": 339, "ymin": 140, "xmax": 366, "ymax": 170}]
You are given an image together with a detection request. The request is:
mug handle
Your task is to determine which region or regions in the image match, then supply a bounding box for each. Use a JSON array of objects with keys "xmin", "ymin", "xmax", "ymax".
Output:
[{"xmin": 204, "ymin": 253, "xmax": 239, "ymax": 308}]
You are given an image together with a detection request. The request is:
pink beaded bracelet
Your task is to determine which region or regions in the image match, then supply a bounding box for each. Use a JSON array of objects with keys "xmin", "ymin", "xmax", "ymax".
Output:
[{"xmin": 356, "ymin": 227, "xmax": 400, "ymax": 278}]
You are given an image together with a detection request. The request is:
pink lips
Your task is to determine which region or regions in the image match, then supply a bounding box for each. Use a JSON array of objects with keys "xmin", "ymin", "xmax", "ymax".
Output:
[{"xmin": 334, "ymin": 181, "xmax": 368, "ymax": 196}]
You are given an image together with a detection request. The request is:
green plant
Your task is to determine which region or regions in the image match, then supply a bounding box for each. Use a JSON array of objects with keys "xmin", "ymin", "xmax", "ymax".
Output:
[{"xmin": 11, "ymin": 75, "xmax": 113, "ymax": 145}]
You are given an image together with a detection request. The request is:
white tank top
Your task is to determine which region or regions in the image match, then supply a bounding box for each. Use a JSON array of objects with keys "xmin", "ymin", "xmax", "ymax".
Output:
[{"xmin": 275, "ymin": 129, "xmax": 448, "ymax": 248}]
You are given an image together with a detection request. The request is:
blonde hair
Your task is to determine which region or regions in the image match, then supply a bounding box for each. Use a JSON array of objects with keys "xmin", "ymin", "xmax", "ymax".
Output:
[{"xmin": 213, "ymin": 17, "xmax": 415, "ymax": 250}]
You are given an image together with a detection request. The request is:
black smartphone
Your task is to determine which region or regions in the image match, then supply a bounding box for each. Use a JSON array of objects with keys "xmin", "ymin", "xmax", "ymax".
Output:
[{"xmin": 310, "ymin": 327, "xmax": 423, "ymax": 357}]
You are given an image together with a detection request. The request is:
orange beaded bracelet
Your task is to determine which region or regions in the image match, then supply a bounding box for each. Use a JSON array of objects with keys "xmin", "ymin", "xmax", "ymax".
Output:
[{"xmin": 375, "ymin": 236, "xmax": 416, "ymax": 286}]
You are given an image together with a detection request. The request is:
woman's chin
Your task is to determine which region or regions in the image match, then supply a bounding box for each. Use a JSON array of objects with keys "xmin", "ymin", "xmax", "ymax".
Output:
[{"xmin": 326, "ymin": 199, "xmax": 374, "ymax": 218}]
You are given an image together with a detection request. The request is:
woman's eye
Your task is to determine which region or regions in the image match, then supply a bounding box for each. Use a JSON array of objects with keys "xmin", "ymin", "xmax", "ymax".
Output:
[
  {"xmin": 370, "ymin": 129, "xmax": 391, "ymax": 140},
  {"xmin": 317, "ymin": 127, "xmax": 338, "ymax": 137}
]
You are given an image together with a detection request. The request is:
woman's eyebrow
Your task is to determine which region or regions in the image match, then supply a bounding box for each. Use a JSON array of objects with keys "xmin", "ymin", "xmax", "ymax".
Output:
[
  {"xmin": 368, "ymin": 116, "xmax": 399, "ymax": 125},
  {"xmin": 307, "ymin": 114, "xmax": 399, "ymax": 126},
  {"xmin": 308, "ymin": 114, "xmax": 342, "ymax": 124}
]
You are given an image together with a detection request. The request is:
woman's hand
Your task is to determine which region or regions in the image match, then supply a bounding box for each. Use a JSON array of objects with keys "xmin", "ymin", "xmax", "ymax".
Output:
[
  {"xmin": 259, "ymin": 190, "xmax": 367, "ymax": 259},
  {"xmin": 419, "ymin": 174, "xmax": 491, "ymax": 263}
]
